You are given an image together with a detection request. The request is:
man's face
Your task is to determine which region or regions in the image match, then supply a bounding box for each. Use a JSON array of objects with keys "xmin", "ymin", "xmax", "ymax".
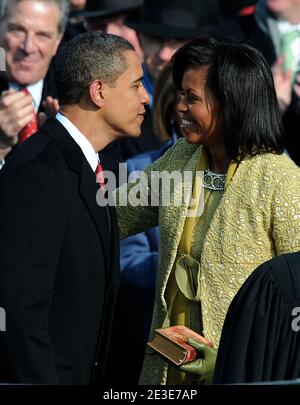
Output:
[
  {"xmin": 0, "ymin": 0, "xmax": 62, "ymax": 86},
  {"xmin": 266, "ymin": 0, "xmax": 300, "ymax": 15},
  {"xmin": 86, "ymin": 15, "xmax": 143, "ymax": 60},
  {"xmin": 70, "ymin": 0, "xmax": 86, "ymax": 11},
  {"xmin": 140, "ymin": 34, "xmax": 187, "ymax": 83},
  {"xmin": 102, "ymin": 50, "xmax": 149, "ymax": 138}
]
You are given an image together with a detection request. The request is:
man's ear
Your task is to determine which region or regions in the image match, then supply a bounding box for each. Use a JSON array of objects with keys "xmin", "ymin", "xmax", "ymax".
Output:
[{"xmin": 88, "ymin": 79, "xmax": 105, "ymax": 108}]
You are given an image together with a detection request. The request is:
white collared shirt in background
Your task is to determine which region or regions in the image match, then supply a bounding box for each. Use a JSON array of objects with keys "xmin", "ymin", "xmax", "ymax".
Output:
[{"xmin": 277, "ymin": 20, "xmax": 300, "ymax": 71}]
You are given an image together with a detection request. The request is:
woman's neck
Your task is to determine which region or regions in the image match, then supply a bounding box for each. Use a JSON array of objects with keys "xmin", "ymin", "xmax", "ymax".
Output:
[{"xmin": 207, "ymin": 146, "xmax": 230, "ymax": 173}]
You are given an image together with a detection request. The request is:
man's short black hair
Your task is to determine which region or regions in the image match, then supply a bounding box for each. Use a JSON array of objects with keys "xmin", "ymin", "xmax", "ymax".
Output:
[{"xmin": 54, "ymin": 32, "xmax": 135, "ymax": 105}]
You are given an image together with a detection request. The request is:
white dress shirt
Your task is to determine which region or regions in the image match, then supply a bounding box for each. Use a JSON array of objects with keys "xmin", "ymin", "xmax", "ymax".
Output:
[{"xmin": 55, "ymin": 112, "xmax": 99, "ymax": 172}]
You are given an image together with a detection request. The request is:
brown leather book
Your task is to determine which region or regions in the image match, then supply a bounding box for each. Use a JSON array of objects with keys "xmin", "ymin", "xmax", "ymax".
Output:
[{"xmin": 147, "ymin": 325, "xmax": 213, "ymax": 366}]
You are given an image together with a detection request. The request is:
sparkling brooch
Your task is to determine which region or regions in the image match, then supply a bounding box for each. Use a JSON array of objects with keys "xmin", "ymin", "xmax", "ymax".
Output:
[{"xmin": 203, "ymin": 168, "xmax": 226, "ymax": 191}]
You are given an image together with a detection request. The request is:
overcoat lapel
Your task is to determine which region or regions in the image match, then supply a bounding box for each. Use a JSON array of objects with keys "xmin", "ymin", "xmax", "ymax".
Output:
[
  {"xmin": 40, "ymin": 117, "xmax": 111, "ymax": 270},
  {"xmin": 79, "ymin": 161, "xmax": 111, "ymax": 269}
]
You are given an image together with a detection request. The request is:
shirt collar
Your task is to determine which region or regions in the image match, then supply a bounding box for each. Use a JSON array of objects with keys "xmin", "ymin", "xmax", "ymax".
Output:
[
  {"xmin": 55, "ymin": 112, "xmax": 98, "ymax": 172},
  {"xmin": 277, "ymin": 20, "xmax": 300, "ymax": 33}
]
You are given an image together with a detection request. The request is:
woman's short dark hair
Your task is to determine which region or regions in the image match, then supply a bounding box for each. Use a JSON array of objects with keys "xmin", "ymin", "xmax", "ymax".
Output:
[{"xmin": 172, "ymin": 37, "xmax": 284, "ymax": 160}]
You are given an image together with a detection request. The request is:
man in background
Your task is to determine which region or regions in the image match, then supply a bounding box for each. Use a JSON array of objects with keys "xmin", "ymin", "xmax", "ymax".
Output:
[
  {"xmin": 214, "ymin": 0, "xmax": 300, "ymax": 165},
  {"xmin": 127, "ymin": 0, "xmax": 219, "ymax": 105},
  {"xmin": 0, "ymin": 0, "xmax": 69, "ymax": 165},
  {"xmin": 82, "ymin": 0, "xmax": 144, "ymax": 59}
]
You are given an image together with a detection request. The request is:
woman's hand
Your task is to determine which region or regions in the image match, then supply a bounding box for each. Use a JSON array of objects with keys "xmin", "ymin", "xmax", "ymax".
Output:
[{"xmin": 179, "ymin": 338, "xmax": 217, "ymax": 382}]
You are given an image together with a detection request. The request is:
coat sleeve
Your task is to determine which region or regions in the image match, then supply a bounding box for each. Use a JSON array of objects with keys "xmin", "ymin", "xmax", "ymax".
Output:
[
  {"xmin": 115, "ymin": 164, "xmax": 159, "ymax": 239},
  {"xmin": 0, "ymin": 161, "xmax": 66, "ymax": 383},
  {"xmin": 118, "ymin": 145, "xmax": 170, "ymax": 280},
  {"xmin": 115, "ymin": 138, "xmax": 191, "ymax": 238},
  {"xmin": 271, "ymin": 162, "xmax": 300, "ymax": 255}
]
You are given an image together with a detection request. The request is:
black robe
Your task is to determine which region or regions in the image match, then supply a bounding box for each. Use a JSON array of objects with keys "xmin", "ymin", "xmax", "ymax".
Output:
[{"xmin": 213, "ymin": 253, "xmax": 300, "ymax": 383}]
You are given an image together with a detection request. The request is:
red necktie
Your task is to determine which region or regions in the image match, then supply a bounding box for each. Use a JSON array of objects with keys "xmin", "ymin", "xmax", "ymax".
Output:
[
  {"xmin": 19, "ymin": 88, "xmax": 38, "ymax": 142},
  {"xmin": 95, "ymin": 162, "xmax": 105, "ymax": 191}
]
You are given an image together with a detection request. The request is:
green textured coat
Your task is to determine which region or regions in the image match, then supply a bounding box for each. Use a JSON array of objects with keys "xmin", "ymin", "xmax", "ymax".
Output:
[{"xmin": 115, "ymin": 139, "xmax": 300, "ymax": 385}]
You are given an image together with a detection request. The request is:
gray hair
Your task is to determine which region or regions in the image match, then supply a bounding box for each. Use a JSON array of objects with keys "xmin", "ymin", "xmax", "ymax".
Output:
[
  {"xmin": 0, "ymin": 0, "xmax": 70, "ymax": 34},
  {"xmin": 54, "ymin": 32, "xmax": 135, "ymax": 105}
]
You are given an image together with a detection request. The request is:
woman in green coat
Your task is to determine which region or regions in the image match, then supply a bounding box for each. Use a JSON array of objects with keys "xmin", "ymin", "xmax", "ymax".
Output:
[{"xmin": 115, "ymin": 37, "xmax": 300, "ymax": 384}]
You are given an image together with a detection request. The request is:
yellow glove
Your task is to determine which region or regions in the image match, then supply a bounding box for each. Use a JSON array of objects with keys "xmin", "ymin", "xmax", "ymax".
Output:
[{"xmin": 179, "ymin": 338, "xmax": 217, "ymax": 382}]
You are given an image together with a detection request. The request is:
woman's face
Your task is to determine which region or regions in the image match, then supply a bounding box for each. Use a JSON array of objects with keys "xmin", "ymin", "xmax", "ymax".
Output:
[{"xmin": 177, "ymin": 67, "xmax": 223, "ymax": 148}]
